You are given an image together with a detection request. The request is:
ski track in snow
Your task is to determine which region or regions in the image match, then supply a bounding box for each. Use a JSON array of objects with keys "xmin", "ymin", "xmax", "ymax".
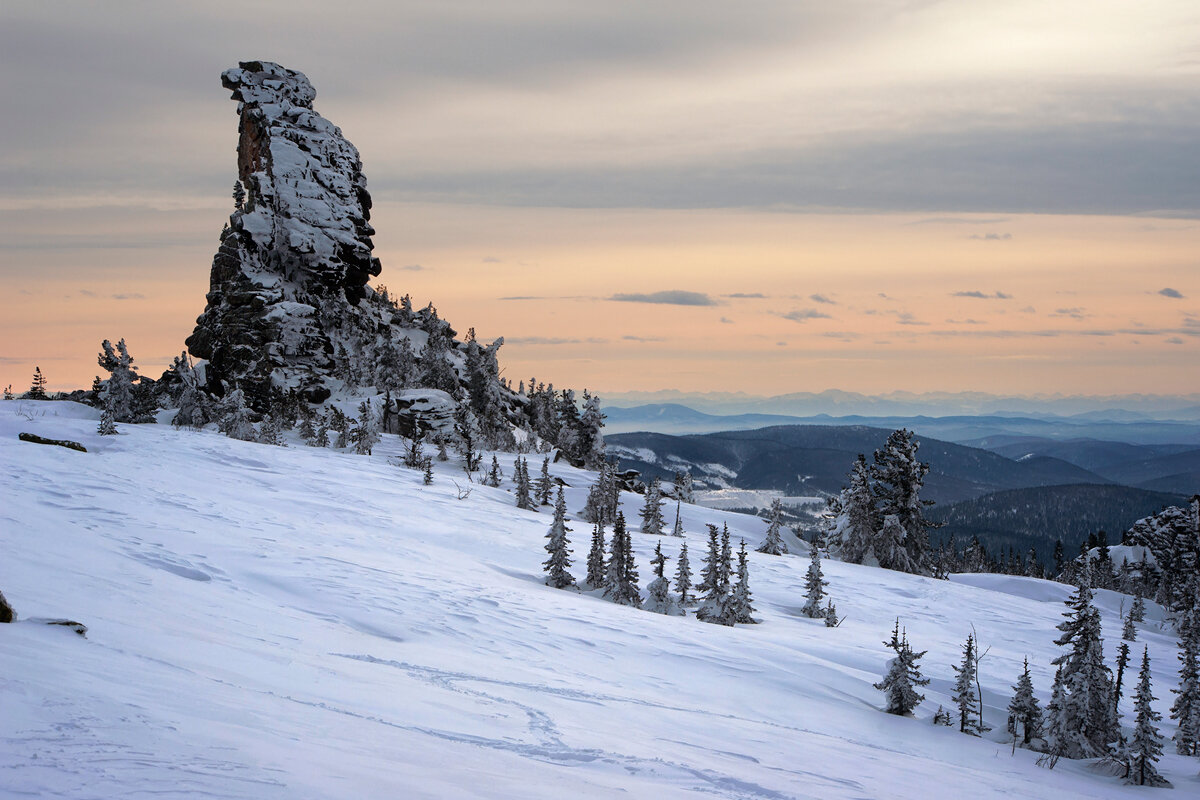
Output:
[{"xmin": 1, "ymin": 401, "xmax": 1195, "ymax": 798}]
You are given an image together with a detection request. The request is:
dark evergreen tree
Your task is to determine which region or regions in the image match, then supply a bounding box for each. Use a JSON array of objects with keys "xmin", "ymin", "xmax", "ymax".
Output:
[
  {"xmin": 801, "ymin": 546, "xmax": 828, "ymax": 619},
  {"xmin": 671, "ymin": 501, "xmax": 685, "ymax": 538},
  {"xmin": 1122, "ymin": 609, "xmax": 1137, "ymax": 642},
  {"xmin": 824, "ymin": 600, "xmax": 839, "ymax": 627},
  {"xmin": 422, "ymin": 459, "xmax": 433, "ymax": 485},
  {"xmin": 1007, "ymin": 657, "xmax": 1043, "ymax": 749},
  {"xmin": 696, "ymin": 524, "xmax": 734, "ymax": 625},
  {"xmin": 1171, "ymin": 610, "xmax": 1200, "ymax": 756},
  {"xmin": 757, "ymin": 498, "xmax": 788, "ymax": 555},
  {"xmin": 453, "ymin": 404, "xmax": 482, "ymax": 472},
  {"xmin": 604, "ymin": 512, "xmax": 641, "ymax": 607},
  {"xmin": 1115, "ymin": 640, "xmax": 1132, "ymax": 715},
  {"xmin": 515, "ymin": 457, "xmax": 533, "ymax": 510},
  {"xmin": 674, "ymin": 540, "xmax": 694, "ymax": 607},
  {"xmin": 585, "ymin": 521, "xmax": 607, "ymax": 590},
  {"xmin": 535, "ymin": 457, "xmax": 553, "ymax": 506},
  {"xmin": 951, "ymin": 633, "xmax": 982, "ymax": 735},
  {"xmin": 639, "ymin": 477, "xmax": 665, "ymax": 535},
  {"xmin": 486, "ymin": 455, "xmax": 502, "ymax": 487},
  {"xmin": 1130, "ymin": 594, "xmax": 1146, "ymax": 624},
  {"xmin": 874, "ymin": 619, "xmax": 929, "ymax": 716},
  {"xmin": 729, "ymin": 541, "xmax": 756, "ymax": 624},
  {"xmin": 27, "ymin": 366, "xmax": 47, "ymax": 400},
  {"xmin": 1127, "ymin": 647, "xmax": 1168, "ymax": 786},
  {"xmin": 543, "ymin": 486, "xmax": 575, "ymax": 589}
]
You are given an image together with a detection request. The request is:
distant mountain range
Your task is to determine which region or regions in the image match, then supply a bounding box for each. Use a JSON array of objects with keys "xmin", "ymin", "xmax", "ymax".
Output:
[
  {"xmin": 602, "ymin": 390, "xmax": 1200, "ymax": 421},
  {"xmin": 604, "ymin": 403, "xmax": 1200, "ymax": 447},
  {"xmin": 606, "ymin": 421, "xmax": 1195, "ymax": 557}
]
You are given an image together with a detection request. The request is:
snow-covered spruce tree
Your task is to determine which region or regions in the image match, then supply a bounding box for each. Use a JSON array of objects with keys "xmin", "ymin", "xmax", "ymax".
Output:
[
  {"xmin": 543, "ymin": 486, "xmax": 575, "ymax": 589},
  {"xmin": 2, "ymin": 384, "xmax": 12, "ymax": 400},
  {"xmin": 1127, "ymin": 647, "xmax": 1169, "ymax": 787},
  {"xmin": 515, "ymin": 457, "xmax": 534, "ymax": 510},
  {"xmin": 826, "ymin": 454, "xmax": 876, "ymax": 564},
  {"xmin": 730, "ymin": 541, "xmax": 757, "ymax": 624},
  {"xmin": 1122, "ymin": 610, "xmax": 1137, "ymax": 641},
  {"xmin": 801, "ymin": 547, "xmax": 828, "ymax": 619},
  {"xmin": 675, "ymin": 540, "xmax": 694, "ymax": 607},
  {"xmin": 97, "ymin": 339, "xmax": 138, "ymax": 422},
  {"xmin": 1044, "ymin": 667, "xmax": 1069, "ymax": 763},
  {"xmin": 1049, "ymin": 571, "xmax": 1118, "ymax": 758},
  {"xmin": 874, "ymin": 619, "xmax": 929, "ymax": 716},
  {"xmin": 577, "ymin": 390, "xmax": 606, "ymax": 469},
  {"xmin": 422, "ymin": 459, "xmax": 433, "ymax": 485},
  {"xmin": 27, "ymin": 366, "xmax": 47, "ymax": 400},
  {"xmin": 554, "ymin": 389, "xmax": 582, "ymax": 462},
  {"xmin": 696, "ymin": 525, "xmax": 734, "ymax": 626},
  {"xmin": 486, "ymin": 455, "xmax": 502, "ymax": 488},
  {"xmin": 1007, "ymin": 657, "xmax": 1044, "ymax": 749},
  {"xmin": 351, "ymin": 400, "xmax": 379, "ymax": 455},
  {"xmin": 1131, "ymin": 594, "xmax": 1147, "ymax": 624},
  {"xmin": 951, "ymin": 633, "xmax": 982, "ymax": 735},
  {"xmin": 1171, "ymin": 609, "xmax": 1200, "ymax": 756},
  {"xmin": 645, "ymin": 542, "xmax": 679, "ymax": 615},
  {"xmin": 403, "ymin": 414, "xmax": 426, "ymax": 468},
  {"xmin": 640, "ymin": 477, "xmax": 665, "ymax": 535},
  {"xmin": 604, "ymin": 512, "xmax": 641, "ymax": 607},
  {"xmin": 671, "ymin": 501, "xmax": 684, "ymax": 537},
  {"xmin": 586, "ymin": 521, "xmax": 607, "ymax": 590},
  {"xmin": 757, "ymin": 498, "xmax": 788, "ymax": 555},
  {"xmin": 824, "ymin": 600, "xmax": 839, "ymax": 627},
  {"xmin": 535, "ymin": 457, "xmax": 553, "ymax": 506},
  {"xmin": 97, "ymin": 404, "xmax": 117, "ymax": 435},
  {"xmin": 870, "ymin": 429, "xmax": 938, "ymax": 574},
  {"xmin": 217, "ymin": 388, "xmax": 257, "ymax": 441},
  {"xmin": 453, "ymin": 404, "xmax": 482, "ymax": 472},
  {"xmin": 258, "ymin": 412, "xmax": 285, "ymax": 446},
  {"xmin": 673, "ymin": 469, "xmax": 695, "ymax": 504}
]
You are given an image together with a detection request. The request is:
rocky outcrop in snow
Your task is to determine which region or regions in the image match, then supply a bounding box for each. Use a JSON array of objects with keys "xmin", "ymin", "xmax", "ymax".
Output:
[{"xmin": 187, "ymin": 61, "xmax": 390, "ymax": 404}]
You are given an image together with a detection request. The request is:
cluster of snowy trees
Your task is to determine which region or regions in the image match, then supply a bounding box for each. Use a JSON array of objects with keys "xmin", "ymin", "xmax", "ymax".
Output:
[
  {"xmin": 824, "ymin": 429, "xmax": 939, "ymax": 575},
  {"xmin": 543, "ymin": 487, "xmax": 762, "ymax": 627},
  {"xmin": 1123, "ymin": 498, "xmax": 1200, "ymax": 625},
  {"xmin": 878, "ymin": 565, "xmax": 1200, "ymax": 787}
]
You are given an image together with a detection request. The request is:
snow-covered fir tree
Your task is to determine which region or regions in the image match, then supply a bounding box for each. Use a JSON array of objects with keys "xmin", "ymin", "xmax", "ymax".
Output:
[
  {"xmin": 1122, "ymin": 609, "xmax": 1137, "ymax": 641},
  {"xmin": 97, "ymin": 405, "xmax": 117, "ymax": 436},
  {"xmin": 535, "ymin": 457, "xmax": 553, "ymax": 506},
  {"xmin": 801, "ymin": 547, "xmax": 828, "ymax": 619},
  {"xmin": 351, "ymin": 400, "xmax": 379, "ymax": 455},
  {"xmin": 1127, "ymin": 647, "xmax": 1169, "ymax": 787},
  {"xmin": 1130, "ymin": 594, "xmax": 1147, "ymax": 624},
  {"xmin": 217, "ymin": 389, "xmax": 257, "ymax": 441},
  {"xmin": 645, "ymin": 542, "xmax": 679, "ymax": 616},
  {"xmin": 870, "ymin": 429, "xmax": 938, "ymax": 574},
  {"xmin": 582, "ymin": 461, "xmax": 620, "ymax": 527},
  {"xmin": 514, "ymin": 457, "xmax": 533, "ymax": 510},
  {"xmin": 486, "ymin": 455, "xmax": 502, "ymax": 487},
  {"xmin": 824, "ymin": 600, "xmax": 839, "ymax": 627},
  {"xmin": 97, "ymin": 339, "xmax": 138, "ymax": 423},
  {"xmin": 696, "ymin": 524, "xmax": 734, "ymax": 626},
  {"xmin": 639, "ymin": 477, "xmax": 665, "ymax": 535},
  {"xmin": 1171, "ymin": 610, "xmax": 1200, "ymax": 756},
  {"xmin": 603, "ymin": 512, "xmax": 641, "ymax": 607},
  {"xmin": 673, "ymin": 469, "xmax": 694, "ymax": 503},
  {"xmin": 577, "ymin": 390, "xmax": 606, "ymax": 469},
  {"xmin": 422, "ymin": 460, "xmax": 433, "ymax": 485},
  {"xmin": 729, "ymin": 541, "xmax": 757, "ymax": 624},
  {"xmin": 543, "ymin": 486, "xmax": 575, "ymax": 589},
  {"xmin": 826, "ymin": 455, "xmax": 876, "ymax": 565},
  {"xmin": 874, "ymin": 619, "xmax": 929, "ymax": 716},
  {"xmin": 951, "ymin": 634, "xmax": 982, "ymax": 735},
  {"xmin": 585, "ymin": 521, "xmax": 607, "ymax": 590},
  {"xmin": 1007, "ymin": 657, "xmax": 1044, "ymax": 749},
  {"xmin": 674, "ymin": 540, "xmax": 694, "ymax": 607},
  {"xmin": 1049, "ymin": 571, "xmax": 1117, "ymax": 759},
  {"xmin": 756, "ymin": 498, "xmax": 788, "ymax": 555}
]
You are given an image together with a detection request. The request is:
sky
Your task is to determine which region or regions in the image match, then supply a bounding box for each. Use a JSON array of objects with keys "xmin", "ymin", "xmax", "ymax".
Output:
[{"xmin": 2, "ymin": 1, "xmax": 1199, "ymax": 398}]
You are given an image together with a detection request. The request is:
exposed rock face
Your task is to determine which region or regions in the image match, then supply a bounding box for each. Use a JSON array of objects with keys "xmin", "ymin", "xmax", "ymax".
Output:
[{"xmin": 187, "ymin": 61, "xmax": 385, "ymax": 404}]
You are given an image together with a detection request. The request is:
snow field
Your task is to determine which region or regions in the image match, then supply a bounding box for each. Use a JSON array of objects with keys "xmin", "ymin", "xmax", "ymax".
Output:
[{"xmin": 0, "ymin": 401, "xmax": 1194, "ymax": 798}]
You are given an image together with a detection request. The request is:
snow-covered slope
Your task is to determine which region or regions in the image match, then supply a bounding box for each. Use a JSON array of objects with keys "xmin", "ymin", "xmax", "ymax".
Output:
[{"xmin": 1, "ymin": 401, "xmax": 1194, "ymax": 798}]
